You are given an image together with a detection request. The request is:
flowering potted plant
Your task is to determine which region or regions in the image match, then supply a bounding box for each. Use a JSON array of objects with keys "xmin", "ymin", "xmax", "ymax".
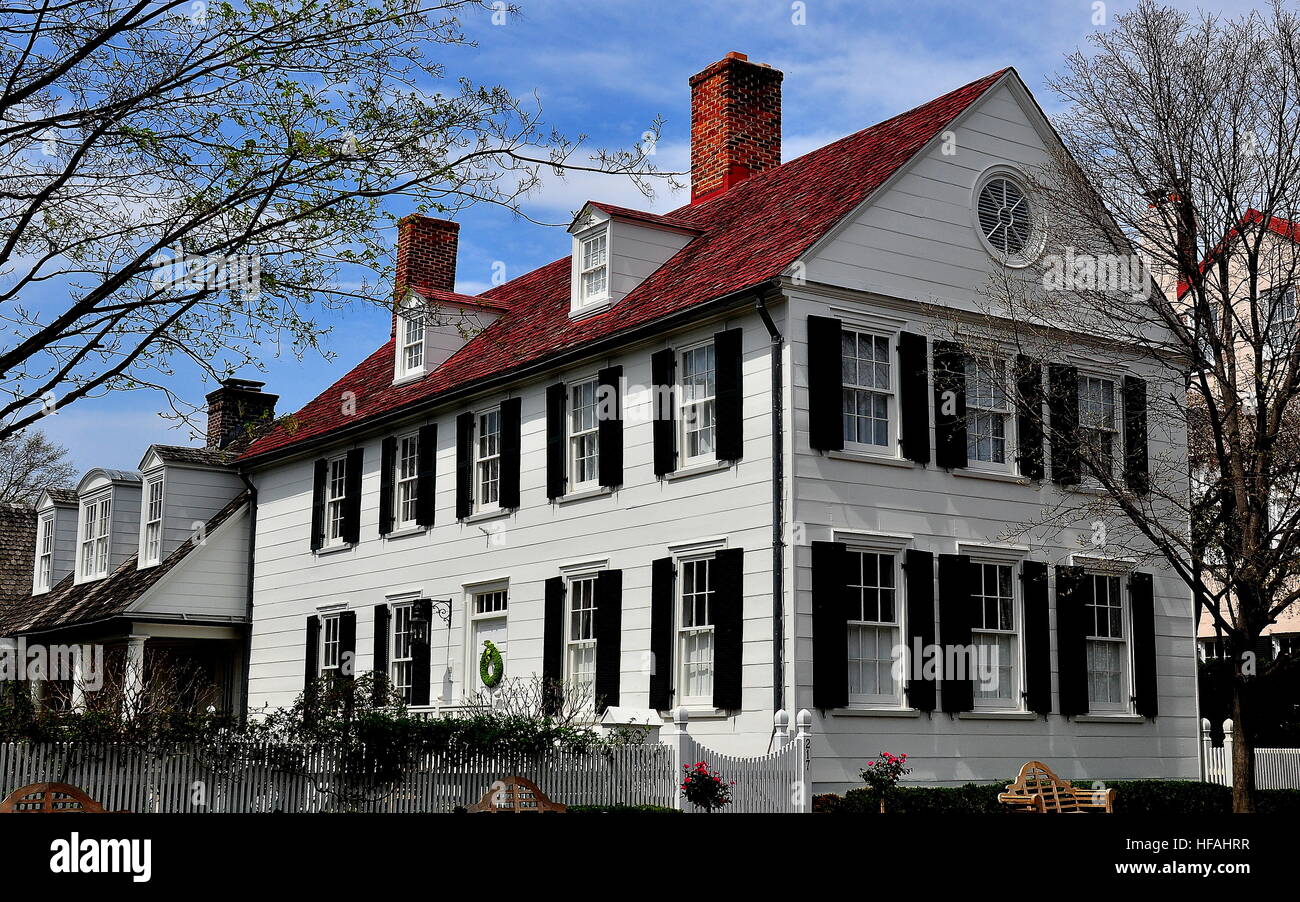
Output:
[
  {"xmin": 680, "ymin": 761, "xmax": 734, "ymax": 812},
  {"xmin": 860, "ymin": 751, "xmax": 911, "ymax": 814}
]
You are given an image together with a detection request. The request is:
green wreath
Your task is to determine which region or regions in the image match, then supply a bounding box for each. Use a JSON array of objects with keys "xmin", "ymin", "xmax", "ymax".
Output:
[{"xmin": 479, "ymin": 640, "xmax": 504, "ymax": 688}]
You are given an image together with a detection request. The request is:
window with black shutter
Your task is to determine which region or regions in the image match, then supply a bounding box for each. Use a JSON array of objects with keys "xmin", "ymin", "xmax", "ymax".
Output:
[
  {"xmin": 593, "ymin": 569, "xmax": 623, "ymax": 712},
  {"xmin": 373, "ymin": 604, "xmax": 391, "ymax": 703},
  {"xmin": 415, "ymin": 424, "xmax": 437, "ymax": 527},
  {"xmin": 1055, "ymin": 566, "xmax": 1090, "ymax": 716},
  {"xmin": 597, "ymin": 365, "xmax": 624, "ymax": 486},
  {"xmin": 932, "ymin": 341, "xmax": 967, "ymax": 469},
  {"xmin": 1048, "ymin": 364, "xmax": 1080, "ymax": 485},
  {"xmin": 1130, "ymin": 571, "xmax": 1158, "ymax": 717},
  {"xmin": 341, "ymin": 448, "xmax": 363, "ymax": 545},
  {"xmin": 309, "ymin": 459, "xmax": 327, "ymax": 550},
  {"xmin": 378, "ymin": 437, "xmax": 397, "ymax": 536},
  {"xmin": 1123, "ymin": 375, "xmax": 1149, "ymax": 494},
  {"xmin": 303, "ymin": 615, "xmax": 320, "ymax": 696},
  {"xmin": 711, "ymin": 548, "xmax": 744, "ymax": 710},
  {"xmin": 649, "ymin": 557, "xmax": 674, "ymax": 708},
  {"xmin": 455, "ymin": 412, "xmax": 473, "ymax": 519},
  {"xmin": 651, "ymin": 349, "xmax": 677, "ymax": 476},
  {"xmin": 807, "ymin": 315, "xmax": 844, "ymax": 452},
  {"xmin": 337, "ymin": 610, "xmax": 357, "ymax": 680},
  {"xmin": 409, "ymin": 598, "xmax": 432, "ymax": 706},
  {"xmin": 898, "ymin": 331, "xmax": 931, "ymax": 464},
  {"xmin": 938, "ymin": 554, "xmax": 974, "ymax": 713},
  {"xmin": 713, "ymin": 329, "xmax": 744, "ymax": 461},
  {"xmin": 1015, "ymin": 356, "xmax": 1045, "ymax": 479},
  {"xmin": 546, "ymin": 383, "xmax": 567, "ymax": 499},
  {"xmin": 542, "ymin": 577, "xmax": 565, "ymax": 715},
  {"xmin": 1021, "ymin": 561, "xmax": 1051, "ymax": 715},
  {"xmin": 811, "ymin": 541, "xmax": 849, "ymax": 709},
  {"xmin": 499, "ymin": 397, "xmax": 522, "ymax": 509},
  {"xmin": 904, "ymin": 549, "xmax": 935, "ymax": 712}
]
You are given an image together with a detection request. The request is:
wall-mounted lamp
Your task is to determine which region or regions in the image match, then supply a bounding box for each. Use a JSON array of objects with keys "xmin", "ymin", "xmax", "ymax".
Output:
[{"xmin": 411, "ymin": 598, "xmax": 452, "ymax": 643}]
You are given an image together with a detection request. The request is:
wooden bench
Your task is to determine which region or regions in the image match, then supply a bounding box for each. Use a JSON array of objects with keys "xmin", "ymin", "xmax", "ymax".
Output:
[
  {"xmin": 0, "ymin": 782, "xmax": 112, "ymax": 813},
  {"xmin": 998, "ymin": 761, "xmax": 1115, "ymax": 813},
  {"xmin": 467, "ymin": 776, "xmax": 566, "ymax": 813}
]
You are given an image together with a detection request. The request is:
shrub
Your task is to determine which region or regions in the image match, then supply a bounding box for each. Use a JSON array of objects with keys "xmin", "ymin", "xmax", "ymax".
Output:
[
  {"xmin": 567, "ymin": 804, "xmax": 681, "ymax": 814},
  {"xmin": 680, "ymin": 761, "xmax": 734, "ymax": 812}
]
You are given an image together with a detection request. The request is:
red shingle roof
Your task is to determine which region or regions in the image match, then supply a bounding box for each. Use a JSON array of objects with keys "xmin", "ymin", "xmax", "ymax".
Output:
[
  {"xmin": 1177, "ymin": 208, "xmax": 1300, "ymax": 299},
  {"xmin": 241, "ymin": 68, "xmax": 1011, "ymax": 463}
]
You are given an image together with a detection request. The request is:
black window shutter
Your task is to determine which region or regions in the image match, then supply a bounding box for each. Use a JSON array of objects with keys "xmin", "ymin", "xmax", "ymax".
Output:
[
  {"xmin": 904, "ymin": 549, "xmax": 936, "ymax": 712},
  {"xmin": 338, "ymin": 610, "xmax": 357, "ymax": 680},
  {"xmin": 372, "ymin": 604, "xmax": 391, "ymax": 703},
  {"xmin": 938, "ymin": 554, "xmax": 974, "ymax": 713},
  {"xmin": 713, "ymin": 329, "xmax": 744, "ymax": 461},
  {"xmin": 1055, "ymin": 566, "xmax": 1090, "ymax": 716},
  {"xmin": 410, "ymin": 598, "xmax": 432, "ymax": 706},
  {"xmin": 309, "ymin": 458, "xmax": 327, "ymax": 550},
  {"xmin": 1130, "ymin": 570, "xmax": 1158, "ymax": 717},
  {"xmin": 378, "ymin": 436, "xmax": 397, "ymax": 536},
  {"xmin": 1021, "ymin": 561, "xmax": 1051, "ymax": 715},
  {"xmin": 594, "ymin": 568, "xmax": 623, "ymax": 713},
  {"xmin": 932, "ymin": 341, "xmax": 967, "ymax": 469},
  {"xmin": 899, "ymin": 331, "xmax": 932, "ymax": 464},
  {"xmin": 1015, "ymin": 356, "xmax": 1045, "ymax": 480},
  {"xmin": 341, "ymin": 448, "xmax": 363, "ymax": 545},
  {"xmin": 807, "ymin": 315, "xmax": 844, "ymax": 452},
  {"xmin": 1047, "ymin": 364, "xmax": 1080, "ymax": 485},
  {"xmin": 649, "ymin": 557, "xmax": 675, "ymax": 708},
  {"xmin": 415, "ymin": 424, "xmax": 437, "ymax": 526},
  {"xmin": 543, "ymin": 576, "xmax": 565, "ymax": 715},
  {"xmin": 1123, "ymin": 375, "xmax": 1149, "ymax": 494},
  {"xmin": 546, "ymin": 383, "xmax": 567, "ymax": 499},
  {"xmin": 811, "ymin": 541, "xmax": 849, "ymax": 709},
  {"xmin": 303, "ymin": 615, "xmax": 320, "ymax": 693},
  {"xmin": 651, "ymin": 349, "xmax": 677, "ymax": 476},
  {"xmin": 455, "ymin": 412, "xmax": 473, "ymax": 519},
  {"xmin": 712, "ymin": 547, "xmax": 744, "ymax": 710},
  {"xmin": 499, "ymin": 397, "xmax": 522, "ymax": 509},
  {"xmin": 598, "ymin": 365, "xmax": 624, "ymax": 487}
]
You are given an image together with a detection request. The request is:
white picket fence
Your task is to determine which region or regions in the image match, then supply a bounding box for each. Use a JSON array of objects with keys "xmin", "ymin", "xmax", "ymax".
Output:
[
  {"xmin": 0, "ymin": 708, "xmax": 813, "ymax": 813},
  {"xmin": 1200, "ymin": 718, "xmax": 1300, "ymax": 789}
]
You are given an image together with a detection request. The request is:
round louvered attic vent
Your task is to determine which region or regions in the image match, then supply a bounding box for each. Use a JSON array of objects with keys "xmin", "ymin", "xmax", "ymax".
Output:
[{"xmin": 976, "ymin": 175, "xmax": 1034, "ymax": 259}]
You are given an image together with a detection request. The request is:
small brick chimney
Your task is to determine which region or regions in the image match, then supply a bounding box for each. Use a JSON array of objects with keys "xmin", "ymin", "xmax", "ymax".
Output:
[
  {"xmin": 205, "ymin": 378, "xmax": 278, "ymax": 450},
  {"xmin": 393, "ymin": 214, "xmax": 459, "ymax": 337},
  {"xmin": 689, "ymin": 51, "xmax": 783, "ymax": 203}
]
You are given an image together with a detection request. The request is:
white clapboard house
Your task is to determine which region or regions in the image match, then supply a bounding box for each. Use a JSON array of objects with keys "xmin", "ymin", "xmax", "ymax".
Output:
[{"xmin": 237, "ymin": 53, "xmax": 1199, "ymax": 790}]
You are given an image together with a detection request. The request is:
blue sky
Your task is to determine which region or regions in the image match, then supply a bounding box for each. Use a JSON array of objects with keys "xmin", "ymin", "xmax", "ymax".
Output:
[{"xmin": 35, "ymin": 0, "xmax": 1252, "ymax": 473}]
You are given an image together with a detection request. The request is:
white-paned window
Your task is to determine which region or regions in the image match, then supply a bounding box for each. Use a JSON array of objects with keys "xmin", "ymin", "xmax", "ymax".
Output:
[
  {"xmin": 579, "ymin": 230, "xmax": 608, "ymax": 304},
  {"xmin": 677, "ymin": 556, "xmax": 715, "ymax": 706},
  {"xmin": 80, "ymin": 492, "xmax": 111, "ymax": 579},
  {"xmin": 1077, "ymin": 375, "xmax": 1119, "ymax": 478},
  {"xmin": 325, "ymin": 455, "xmax": 348, "ymax": 546},
  {"xmin": 320, "ymin": 614, "xmax": 341, "ymax": 678},
  {"xmin": 1085, "ymin": 573, "xmax": 1128, "ymax": 710},
  {"xmin": 566, "ymin": 576, "xmax": 598, "ymax": 698},
  {"xmin": 390, "ymin": 603, "xmax": 414, "ymax": 702},
  {"xmin": 842, "ymin": 329, "xmax": 892, "ymax": 449},
  {"xmin": 966, "ymin": 357, "xmax": 1011, "ymax": 467},
  {"xmin": 36, "ymin": 512, "xmax": 54, "ymax": 591},
  {"xmin": 1267, "ymin": 285, "xmax": 1297, "ymax": 354},
  {"xmin": 1199, "ymin": 637, "xmax": 1229, "ymax": 661},
  {"xmin": 469, "ymin": 587, "xmax": 509, "ymax": 690},
  {"xmin": 475, "ymin": 408, "xmax": 501, "ymax": 510},
  {"xmin": 398, "ymin": 299, "xmax": 425, "ymax": 378},
  {"xmin": 846, "ymin": 550, "xmax": 902, "ymax": 706},
  {"xmin": 569, "ymin": 378, "xmax": 600, "ymax": 489},
  {"xmin": 679, "ymin": 342, "xmax": 716, "ymax": 464},
  {"xmin": 142, "ymin": 475, "xmax": 164, "ymax": 564},
  {"xmin": 395, "ymin": 432, "xmax": 420, "ymax": 529},
  {"xmin": 971, "ymin": 562, "xmax": 1018, "ymax": 707}
]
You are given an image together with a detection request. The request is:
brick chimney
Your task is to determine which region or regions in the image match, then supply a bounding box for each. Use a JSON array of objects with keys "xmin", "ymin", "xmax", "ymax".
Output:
[
  {"xmin": 393, "ymin": 214, "xmax": 459, "ymax": 337},
  {"xmin": 205, "ymin": 378, "xmax": 278, "ymax": 450},
  {"xmin": 689, "ymin": 51, "xmax": 783, "ymax": 203}
]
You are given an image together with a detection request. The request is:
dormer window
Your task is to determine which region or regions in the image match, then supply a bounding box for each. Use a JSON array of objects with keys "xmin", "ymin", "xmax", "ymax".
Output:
[
  {"xmin": 80, "ymin": 491, "xmax": 111, "ymax": 580},
  {"xmin": 578, "ymin": 229, "xmax": 608, "ymax": 305},
  {"xmin": 142, "ymin": 474, "xmax": 164, "ymax": 565},
  {"xmin": 396, "ymin": 297, "xmax": 427, "ymax": 380}
]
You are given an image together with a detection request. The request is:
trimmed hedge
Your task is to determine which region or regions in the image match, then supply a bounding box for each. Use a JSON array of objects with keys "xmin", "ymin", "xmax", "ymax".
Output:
[
  {"xmin": 814, "ymin": 780, "xmax": 1300, "ymax": 814},
  {"xmin": 567, "ymin": 804, "xmax": 681, "ymax": 814}
]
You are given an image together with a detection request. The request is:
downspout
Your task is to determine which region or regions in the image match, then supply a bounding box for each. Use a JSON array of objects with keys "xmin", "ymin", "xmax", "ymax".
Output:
[
  {"xmin": 237, "ymin": 471, "xmax": 257, "ymax": 726},
  {"xmin": 754, "ymin": 293, "xmax": 786, "ymax": 724}
]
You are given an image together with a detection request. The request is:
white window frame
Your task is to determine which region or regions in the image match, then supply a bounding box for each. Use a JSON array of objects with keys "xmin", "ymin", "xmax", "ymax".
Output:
[
  {"xmin": 324, "ymin": 454, "xmax": 349, "ymax": 547},
  {"xmin": 577, "ymin": 227, "xmax": 609, "ymax": 307},
  {"xmin": 319, "ymin": 613, "xmax": 342, "ymax": 678},
  {"xmin": 678, "ymin": 340, "xmax": 717, "ymax": 467},
  {"xmin": 965, "ymin": 355, "xmax": 1015, "ymax": 473},
  {"xmin": 396, "ymin": 296, "xmax": 427, "ymax": 381},
  {"xmin": 841, "ymin": 328, "xmax": 896, "ymax": 455},
  {"xmin": 394, "ymin": 431, "xmax": 421, "ymax": 530},
  {"xmin": 568, "ymin": 376, "xmax": 600, "ymax": 491},
  {"xmin": 79, "ymin": 491, "xmax": 112, "ymax": 580},
  {"xmin": 141, "ymin": 474, "xmax": 164, "ymax": 566},
  {"xmin": 970, "ymin": 560, "xmax": 1022, "ymax": 710},
  {"xmin": 389, "ymin": 601, "xmax": 415, "ymax": 703},
  {"xmin": 1084, "ymin": 571, "xmax": 1131, "ymax": 713},
  {"xmin": 1077, "ymin": 373, "xmax": 1120, "ymax": 483},
  {"xmin": 674, "ymin": 553, "xmax": 716, "ymax": 708},
  {"xmin": 1266, "ymin": 284, "xmax": 1297, "ymax": 357},
  {"xmin": 564, "ymin": 573, "xmax": 599, "ymax": 702},
  {"xmin": 35, "ymin": 511, "xmax": 54, "ymax": 591},
  {"xmin": 466, "ymin": 582, "xmax": 509, "ymax": 689},
  {"xmin": 474, "ymin": 406, "xmax": 502, "ymax": 512},
  {"xmin": 845, "ymin": 548, "xmax": 904, "ymax": 708}
]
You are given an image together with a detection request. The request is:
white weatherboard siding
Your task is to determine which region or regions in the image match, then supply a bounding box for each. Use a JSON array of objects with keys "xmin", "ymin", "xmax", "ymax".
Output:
[
  {"xmin": 140, "ymin": 462, "xmax": 245, "ymax": 566},
  {"xmin": 248, "ymin": 311, "xmax": 779, "ymax": 753},
  {"xmin": 131, "ymin": 504, "xmax": 250, "ymax": 621}
]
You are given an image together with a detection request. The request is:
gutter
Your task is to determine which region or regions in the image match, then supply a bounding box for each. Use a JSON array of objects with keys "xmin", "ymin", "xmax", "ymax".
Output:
[
  {"xmin": 754, "ymin": 294, "xmax": 786, "ymax": 722},
  {"xmin": 237, "ymin": 471, "xmax": 257, "ymax": 725}
]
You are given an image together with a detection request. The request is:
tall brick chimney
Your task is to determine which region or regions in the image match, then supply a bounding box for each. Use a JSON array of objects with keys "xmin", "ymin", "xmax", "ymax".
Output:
[
  {"xmin": 689, "ymin": 51, "xmax": 783, "ymax": 203},
  {"xmin": 393, "ymin": 214, "xmax": 459, "ymax": 337},
  {"xmin": 205, "ymin": 378, "xmax": 278, "ymax": 450}
]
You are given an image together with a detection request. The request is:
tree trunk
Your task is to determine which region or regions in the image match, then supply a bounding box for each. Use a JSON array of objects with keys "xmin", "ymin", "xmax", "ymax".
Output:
[{"xmin": 1230, "ymin": 679, "xmax": 1256, "ymax": 813}]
